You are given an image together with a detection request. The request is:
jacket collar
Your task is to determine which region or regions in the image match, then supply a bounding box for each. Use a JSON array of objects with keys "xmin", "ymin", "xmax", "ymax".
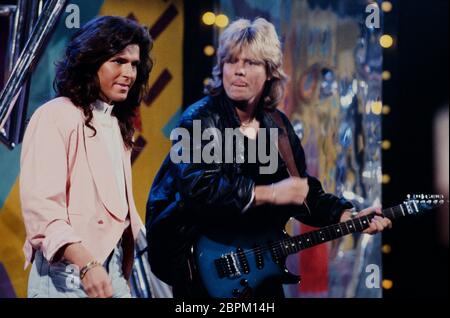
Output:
[
  {"xmin": 93, "ymin": 99, "xmax": 114, "ymax": 116},
  {"xmin": 83, "ymin": 105, "xmax": 129, "ymax": 221},
  {"xmin": 216, "ymin": 92, "xmax": 283, "ymax": 134}
]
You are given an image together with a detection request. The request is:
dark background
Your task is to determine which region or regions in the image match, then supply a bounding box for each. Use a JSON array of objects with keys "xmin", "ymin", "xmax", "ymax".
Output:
[
  {"xmin": 184, "ymin": 0, "xmax": 449, "ymax": 299},
  {"xmin": 381, "ymin": 0, "xmax": 448, "ymax": 299}
]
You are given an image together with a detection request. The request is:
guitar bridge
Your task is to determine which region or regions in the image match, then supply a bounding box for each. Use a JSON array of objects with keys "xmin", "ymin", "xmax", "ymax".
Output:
[{"xmin": 214, "ymin": 253, "xmax": 243, "ymax": 278}]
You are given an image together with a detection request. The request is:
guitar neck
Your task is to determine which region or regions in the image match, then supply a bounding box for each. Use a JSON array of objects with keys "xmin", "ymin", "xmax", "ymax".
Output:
[{"xmin": 280, "ymin": 203, "xmax": 412, "ymax": 256}]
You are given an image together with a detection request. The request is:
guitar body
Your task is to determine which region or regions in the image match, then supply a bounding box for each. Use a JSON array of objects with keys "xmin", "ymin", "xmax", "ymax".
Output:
[
  {"xmin": 192, "ymin": 195, "xmax": 443, "ymax": 298},
  {"xmin": 194, "ymin": 228, "xmax": 300, "ymax": 298}
]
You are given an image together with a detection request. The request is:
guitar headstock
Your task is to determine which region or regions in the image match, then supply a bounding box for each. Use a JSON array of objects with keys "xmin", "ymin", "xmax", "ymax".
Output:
[{"xmin": 404, "ymin": 194, "xmax": 447, "ymax": 214}]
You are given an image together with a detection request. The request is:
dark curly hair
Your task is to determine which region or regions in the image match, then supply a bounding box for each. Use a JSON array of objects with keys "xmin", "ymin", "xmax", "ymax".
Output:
[{"xmin": 54, "ymin": 16, "xmax": 153, "ymax": 149}]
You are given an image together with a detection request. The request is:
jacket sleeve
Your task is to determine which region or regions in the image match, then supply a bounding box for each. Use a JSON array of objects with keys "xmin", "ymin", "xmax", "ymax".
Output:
[
  {"xmin": 20, "ymin": 106, "xmax": 82, "ymax": 263},
  {"xmin": 278, "ymin": 111, "xmax": 354, "ymax": 227},
  {"xmin": 172, "ymin": 116, "xmax": 255, "ymax": 222}
]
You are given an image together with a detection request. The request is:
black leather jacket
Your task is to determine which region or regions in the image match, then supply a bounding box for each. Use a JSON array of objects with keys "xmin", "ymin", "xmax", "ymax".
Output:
[{"xmin": 145, "ymin": 93, "xmax": 353, "ymax": 284}]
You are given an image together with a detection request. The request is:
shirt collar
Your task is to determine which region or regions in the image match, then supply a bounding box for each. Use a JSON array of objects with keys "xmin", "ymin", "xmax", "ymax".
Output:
[{"xmin": 93, "ymin": 99, "xmax": 114, "ymax": 116}]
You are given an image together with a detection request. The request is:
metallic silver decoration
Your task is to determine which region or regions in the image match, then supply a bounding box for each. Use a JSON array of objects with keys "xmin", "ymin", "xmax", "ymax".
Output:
[
  {"xmin": 0, "ymin": 5, "xmax": 17, "ymax": 85},
  {"xmin": 10, "ymin": 0, "xmax": 27, "ymax": 74},
  {"xmin": 292, "ymin": 119, "xmax": 304, "ymax": 141},
  {"xmin": 0, "ymin": 0, "xmax": 67, "ymax": 140}
]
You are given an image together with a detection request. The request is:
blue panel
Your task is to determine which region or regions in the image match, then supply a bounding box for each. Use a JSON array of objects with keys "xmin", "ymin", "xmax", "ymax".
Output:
[
  {"xmin": 0, "ymin": 0, "xmax": 104, "ymax": 209},
  {"xmin": 0, "ymin": 262, "xmax": 16, "ymax": 298}
]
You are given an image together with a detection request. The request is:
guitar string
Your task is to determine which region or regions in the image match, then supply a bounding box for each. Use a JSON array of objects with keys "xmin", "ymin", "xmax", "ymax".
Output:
[
  {"xmin": 217, "ymin": 205, "xmax": 418, "ymax": 261},
  {"xmin": 219, "ymin": 213, "xmax": 379, "ymax": 261},
  {"xmin": 213, "ymin": 201, "xmax": 440, "ymax": 269}
]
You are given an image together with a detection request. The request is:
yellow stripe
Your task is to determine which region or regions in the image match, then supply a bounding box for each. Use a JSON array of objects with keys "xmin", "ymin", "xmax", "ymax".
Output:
[
  {"xmin": 100, "ymin": 0, "xmax": 184, "ymax": 220},
  {"xmin": 0, "ymin": 180, "xmax": 28, "ymax": 297}
]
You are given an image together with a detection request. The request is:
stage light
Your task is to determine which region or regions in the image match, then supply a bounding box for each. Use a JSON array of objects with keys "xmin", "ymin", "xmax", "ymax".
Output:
[
  {"xmin": 380, "ymin": 34, "xmax": 394, "ymax": 48},
  {"xmin": 382, "ymin": 1, "xmax": 393, "ymax": 13},
  {"xmin": 382, "ymin": 174, "xmax": 391, "ymax": 184},
  {"xmin": 382, "ymin": 105, "xmax": 391, "ymax": 115},
  {"xmin": 365, "ymin": 102, "xmax": 371, "ymax": 114},
  {"xmin": 203, "ymin": 78, "xmax": 211, "ymax": 86},
  {"xmin": 204, "ymin": 45, "xmax": 215, "ymax": 56},
  {"xmin": 382, "ymin": 140, "xmax": 391, "ymax": 150},
  {"xmin": 371, "ymin": 101, "xmax": 383, "ymax": 115},
  {"xmin": 202, "ymin": 12, "xmax": 216, "ymax": 25},
  {"xmin": 215, "ymin": 14, "xmax": 229, "ymax": 28},
  {"xmin": 382, "ymin": 244, "xmax": 392, "ymax": 254},
  {"xmin": 382, "ymin": 279, "xmax": 393, "ymax": 289},
  {"xmin": 382, "ymin": 71, "xmax": 391, "ymax": 80}
]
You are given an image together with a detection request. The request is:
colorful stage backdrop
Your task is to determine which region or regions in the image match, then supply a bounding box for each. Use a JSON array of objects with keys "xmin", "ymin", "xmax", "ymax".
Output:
[
  {"xmin": 217, "ymin": 0, "xmax": 383, "ymax": 297},
  {"xmin": 0, "ymin": 0, "xmax": 183, "ymax": 297},
  {"xmin": 1, "ymin": 0, "xmax": 383, "ymax": 298}
]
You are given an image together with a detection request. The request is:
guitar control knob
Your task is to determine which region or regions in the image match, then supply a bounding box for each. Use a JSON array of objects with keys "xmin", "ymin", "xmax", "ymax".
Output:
[
  {"xmin": 232, "ymin": 289, "xmax": 241, "ymax": 297},
  {"xmin": 240, "ymin": 279, "xmax": 249, "ymax": 287}
]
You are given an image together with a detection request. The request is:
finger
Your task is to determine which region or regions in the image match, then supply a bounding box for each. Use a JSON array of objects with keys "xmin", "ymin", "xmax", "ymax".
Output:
[
  {"xmin": 84, "ymin": 285, "xmax": 96, "ymax": 298},
  {"xmin": 383, "ymin": 218, "xmax": 393, "ymax": 229},
  {"xmin": 358, "ymin": 207, "xmax": 375, "ymax": 217},
  {"xmin": 87, "ymin": 289, "xmax": 98, "ymax": 298},
  {"xmin": 372, "ymin": 219, "xmax": 384, "ymax": 232},
  {"xmin": 373, "ymin": 215, "xmax": 383, "ymax": 221},
  {"xmin": 103, "ymin": 281, "xmax": 114, "ymax": 298},
  {"xmin": 364, "ymin": 222, "xmax": 377, "ymax": 234},
  {"xmin": 94, "ymin": 284, "xmax": 107, "ymax": 298},
  {"xmin": 376, "ymin": 216, "xmax": 391, "ymax": 230},
  {"xmin": 362, "ymin": 206, "xmax": 382, "ymax": 217}
]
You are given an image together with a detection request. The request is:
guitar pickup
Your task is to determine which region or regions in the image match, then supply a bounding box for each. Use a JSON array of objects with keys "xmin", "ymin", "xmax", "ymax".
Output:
[
  {"xmin": 237, "ymin": 247, "xmax": 250, "ymax": 274},
  {"xmin": 253, "ymin": 244, "xmax": 264, "ymax": 269}
]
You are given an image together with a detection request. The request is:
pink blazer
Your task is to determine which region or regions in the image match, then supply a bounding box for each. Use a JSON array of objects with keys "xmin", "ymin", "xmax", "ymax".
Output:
[{"xmin": 20, "ymin": 97, "xmax": 144, "ymax": 279}]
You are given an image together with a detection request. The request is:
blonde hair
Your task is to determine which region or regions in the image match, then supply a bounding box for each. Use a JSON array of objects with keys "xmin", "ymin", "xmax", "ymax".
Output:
[{"xmin": 205, "ymin": 18, "xmax": 288, "ymax": 110}]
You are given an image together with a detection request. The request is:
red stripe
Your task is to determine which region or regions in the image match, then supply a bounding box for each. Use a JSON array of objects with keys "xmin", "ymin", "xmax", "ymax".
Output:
[{"xmin": 299, "ymin": 223, "xmax": 329, "ymax": 294}]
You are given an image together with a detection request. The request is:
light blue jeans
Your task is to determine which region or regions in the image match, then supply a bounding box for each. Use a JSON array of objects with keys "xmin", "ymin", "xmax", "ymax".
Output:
[{"xmin": 28, "ymin": 244, "xmax": 131, "ymax": 298}]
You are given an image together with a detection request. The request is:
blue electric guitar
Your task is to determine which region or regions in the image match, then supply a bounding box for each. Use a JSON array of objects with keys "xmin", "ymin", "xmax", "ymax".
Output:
[{"xmin": 193, "ymin": 194, "xmax": 446, "ymax": 298}]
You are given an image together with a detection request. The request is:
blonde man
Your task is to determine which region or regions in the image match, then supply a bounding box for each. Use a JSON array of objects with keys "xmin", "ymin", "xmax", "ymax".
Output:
[{"xmin": 146, "ymin": 18, "xmax": 391, "ymax": 298}]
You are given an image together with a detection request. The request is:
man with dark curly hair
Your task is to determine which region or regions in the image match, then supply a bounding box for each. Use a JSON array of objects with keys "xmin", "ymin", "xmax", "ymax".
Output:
[{"xmin": 20, "ymin": 16, "xmax": 153, "ymax": 298}]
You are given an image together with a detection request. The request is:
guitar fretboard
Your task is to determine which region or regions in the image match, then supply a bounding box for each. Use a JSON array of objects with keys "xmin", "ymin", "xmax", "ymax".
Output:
[{"xmin": 277, "ymin": 203, "xmax": 413, "ymax": 256}]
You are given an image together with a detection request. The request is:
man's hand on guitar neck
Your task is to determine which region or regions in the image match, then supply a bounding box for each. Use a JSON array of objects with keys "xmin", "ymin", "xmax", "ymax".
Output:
[{"xmin": 340, "ymin": 207, "xmax": 393, "ymax": 234}]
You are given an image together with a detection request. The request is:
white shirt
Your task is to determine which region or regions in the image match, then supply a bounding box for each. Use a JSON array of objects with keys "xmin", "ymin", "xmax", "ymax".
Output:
[{"xmin": 92, "ymin": 100, "xmax": 130, "ymax": 226}]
